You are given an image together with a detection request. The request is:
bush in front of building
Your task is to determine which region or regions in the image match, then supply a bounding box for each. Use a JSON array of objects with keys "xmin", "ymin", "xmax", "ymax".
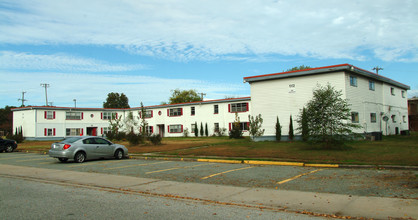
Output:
[
  {"xmin": 148, "ymin": 134, "xmax": 162, "ymax": 145},
  {"xmin": 6, "ymin": 126, "xmax": 24, "ymax": 143},
  {"xmin": 126, "ymin": 131, "xmax": 144, "ymax": 146}
]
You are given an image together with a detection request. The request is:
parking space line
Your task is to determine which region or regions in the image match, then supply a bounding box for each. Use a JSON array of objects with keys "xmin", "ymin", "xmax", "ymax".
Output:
[
  {"xmin": 201, "ymin": 166, "xmax": 253, "ymax": 180},
  {"xmin": 146, "ymin": 163, "xmax": 212, "ymax": 174},
  {"xmin": 277, "ymin": 169, "xmax": 323, "ymax": 185},
  {"xmin": 104, "ymin": 161, "xmax": 171, "ymax": 170},
  {"xmin": 69, "ymin": 160, "xmax": 127, "ymax": 168}
]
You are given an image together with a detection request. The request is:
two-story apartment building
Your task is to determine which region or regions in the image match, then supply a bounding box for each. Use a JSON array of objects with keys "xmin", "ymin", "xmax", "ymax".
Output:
[
  {"xmin": 244, "ymin": 64, "xmax": 410, "ymax": 140},
  {"xmin": 12, "ymin": 97, "xmax": 251, "ymax": 140}
]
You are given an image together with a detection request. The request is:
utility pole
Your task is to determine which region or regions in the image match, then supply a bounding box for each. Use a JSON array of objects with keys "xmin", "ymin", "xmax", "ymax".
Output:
[
  {"xmin": 40, "ymin": 83, "xmax": 50, "ymax": 106},
  {"xmin": 372, "ymin": 66, "xmax": 383, "ymax": 74},
  {"xmin": 198, "ymin": 92, "xmax": 206, "ymax": 101},
  {"xmin": 18, "ymin": 91, "xmax": 27, "ymax": 107},
  {"xmin": 73, "ymin": 99, "xmax": 77, "ymax": 108}
]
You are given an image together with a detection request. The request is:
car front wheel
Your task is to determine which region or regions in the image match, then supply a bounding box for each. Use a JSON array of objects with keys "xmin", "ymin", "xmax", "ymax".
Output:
[
  {"xmin": 74, "ymin": 152, "xmax": 86, "ymax": 163},
  {"xmin": 5, "ymin": 145, "xmax": 14, "ymax": 153},
  {"xmin": 114, "ymin": 149, "xmax": 124, "ymax": 160}
]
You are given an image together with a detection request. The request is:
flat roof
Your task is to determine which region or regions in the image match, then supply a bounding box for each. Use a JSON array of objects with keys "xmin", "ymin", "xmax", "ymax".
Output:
[
  {"xmin": 243, "ymin": 64, "xmax": 410, "ymax": 90},
  {"xmin": 12, "ymin": 96, "xmax": 251, "ymax": 112}
]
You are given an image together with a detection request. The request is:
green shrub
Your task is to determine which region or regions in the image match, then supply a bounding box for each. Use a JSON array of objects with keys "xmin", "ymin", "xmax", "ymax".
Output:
[
  {"xmin": 126, "ymin": 132, "xmax": 143, "ymax": 145},
  {"xmin": 148, "ymin": 134, "xmax": 162, "ymax": 145}
]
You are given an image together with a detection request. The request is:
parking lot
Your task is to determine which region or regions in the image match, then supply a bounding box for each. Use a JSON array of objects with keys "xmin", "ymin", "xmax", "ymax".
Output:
[{"xmin": 1, "ymin": 152, "xmax": 417, "ymax": 199}]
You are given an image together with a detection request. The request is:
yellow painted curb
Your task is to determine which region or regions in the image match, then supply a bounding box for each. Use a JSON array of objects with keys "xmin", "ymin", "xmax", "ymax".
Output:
[
  {"xmin": 244, "ymin": 160, "xmax": 304, "ymax": 167},
  {"xmin": 197, "ymin": 159, "xmax": 243, "ymax": 164},
  {"xmin": 304, "ymin": 164, "xmax": 339, "ymax": 168}
]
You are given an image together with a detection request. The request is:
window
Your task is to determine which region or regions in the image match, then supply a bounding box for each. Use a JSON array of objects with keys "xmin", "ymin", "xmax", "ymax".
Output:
[
  {"xmin": 391, "ymin": 115, "xmax": 396, "ymax": 123},
  {"xmin": 369, "ymin": 81, "xmax": 375, "ymax": 91},
  {"xmin": 143, "ymin": 110, "xmax": 153, "ymax": 118},
  {"xmin": 403, "ymin": 116, "xmax": 406, "ymax": 123},
  {"xmin": 370, "ymin": 113, "xmax": 376, "ymax": 123},
  {"xmin": 229, "ymin": 103, "xmax": 248, "ymax": 113},
  {"xmin": 402, "ymin": 91, "xmax": 406, "ymax": 98},
  {"xmin": 66, "ymin": 112, "xmax": 83, "ymax": 120},
  {"xmin": 146, "ymin": 126, "xmax": 153, "ymax": 134},
  {"xmin": 391, "ymin": 87, "xmax": 395, "ymax": 95},
  {"xmin": 45, "ymin": 128, "xmax": 55, "ymax": 136},
  {"xmin": 351, "ymin": 112, "xmax": 359, "ymax": 123},
  {"xmin": 66, "ymin": 128, "xmax": 82, "ymax": 136},
  {"xmin": 191, "ymin": 124, "xmax": 197, "ymax": 133},
  {"xmin": 191, "ymin": 107, "xmax": 195, "ymax": 116},
  {"xmin": 102, "ymin": 127, "xmax": 111, "ymax": 135},
  {"xmin": 214, "ymin": 123, "xmax": 219, "ymax": 132},
  {"xmin": 229, "ymin": 122, "xmax": 249, "ymax": 131},
  {"xmin": 168, "ymin": 108, "xmax": 183, "ymax": 117},
  {"xmin": 214, "ymin": 105, "xmax": 219, "ymax": 114},
  {"xmin": 350, "ymin": 76, "xmax": 357, "ymax": 87},
  {"xmin": 45, "ymin": 111, "xmax": 55, "ymax": 119},
  {"xmin": 102, "ymin": 112, "xmax": 117, "ymax": 120},
  {"xmin": 168, "ymin": 124, "xmax": 183, "ymax": 133}
]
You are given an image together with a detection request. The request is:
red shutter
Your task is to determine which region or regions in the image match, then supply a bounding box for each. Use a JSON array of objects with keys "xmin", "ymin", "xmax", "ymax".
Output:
[
  {"xmin": 168, "ymin": 126, "xmax": 170, "ymax": 133},
  {"xmin": 81, "ymin": 112, "xmax": 84, "ymax": 119},
  {"xmin": 247, "ymin": 122, "xmax": 250, "ymax": 131},
  {"xmin": 101, "ymin": 113, "xmax": 103, "ymax": 119},
  {"xmin": 81, "ymin": 129, "xmax": 84, "ymax": 136},
  {"xmin": 181, "ymin": 125, "xmax": 183, "ymax": 132},
  {"xmin": 116, "ymin": 113, "xmax": 118, "ymax": 119},
  {"xmin": 44, "ymin": 128, "xmax": 47, "ymax": 136},
  {"xmin": 139, "ymin": 111, "xmax": 142, "ymax": 119},
  {"xmin": 44, "ymin": 111, "xmax": 47, "ymax": 119},
  {"xmin": 180, "ymin": 108, "xmax": 183, "ymax": 116},
  {"xmin": 53, "ymin": 111, "xmax": 56, "ymax": 119},
  {"xmin": 53, "ymin": 128, "xmax": 56, "ymax": 136},
  {"xmin": 167, "ymin": 109, "xmax": 169, "ymax": 116},
  {"xmin": 246, "ymin": 103, "xmax": 249, "ymax": 112},
  {"xmin": 151, "ymin": 111, "xmax": 153, "ymax": 118},
  {"xmin": 229, "ymin": 123, "xmax": 232, "ymax": 131},
  {"xmin": 101, "ymin": 128, "xmax": 103, "ymax": 134},
  {"xmin": 228, "ymin": 104, "xmax": 231, "ymax": 113}
]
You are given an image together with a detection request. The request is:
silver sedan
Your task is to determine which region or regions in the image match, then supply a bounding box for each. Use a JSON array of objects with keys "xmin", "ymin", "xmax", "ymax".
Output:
[{"xmin": 49, "ymin": 136, "xmax": 128, "ymax": 163}]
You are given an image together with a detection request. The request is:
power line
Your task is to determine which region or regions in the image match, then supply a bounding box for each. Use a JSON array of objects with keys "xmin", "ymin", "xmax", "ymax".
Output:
[
  {"xmin": 18, "ymin": 91, "xmax": 27, "ymax": 107},
  {"xmin": 198, "ymin": 92, "xmax": 206, "ymax": 101},
  {"xmin": 372, "ymin": 66, "xmax": 383, "ymax": 74},
  {"xmin": 40, "ymin": 83, "xmax": 50, "ymax": 106}
]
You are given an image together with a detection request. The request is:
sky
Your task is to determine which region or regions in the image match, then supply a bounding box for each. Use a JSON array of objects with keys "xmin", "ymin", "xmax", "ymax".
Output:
[{"xmin": 0, "ymin": 0, "xmax": 417, "ymax": 108}]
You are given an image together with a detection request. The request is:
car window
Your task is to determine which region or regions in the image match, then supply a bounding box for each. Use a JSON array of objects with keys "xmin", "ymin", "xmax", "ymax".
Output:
[
  {"xmin": 62, "ymin": 137, "xmax": 83, "ymax": 143},
  {"xmin": 94, "ymin": 138, "xmax": 111, "ymax": 145},
  {"xmin": 82, "ymin": 138, "xmax": 96, "ymax": 144}
]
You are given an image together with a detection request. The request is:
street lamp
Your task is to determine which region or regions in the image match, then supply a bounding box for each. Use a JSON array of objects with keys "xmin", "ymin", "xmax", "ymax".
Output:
[{"xmin": 73, "ymin": 99, "xmax": 77, "ymax": 108}]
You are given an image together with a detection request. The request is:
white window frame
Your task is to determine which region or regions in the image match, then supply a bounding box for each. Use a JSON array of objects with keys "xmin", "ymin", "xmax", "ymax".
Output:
[
  {"xmin": 169, "ymin": 124, "xmax": 182, "ymax": 133},
  {"xmin": 214, "ymin": 123, "xmax": 219, "ymax": 132},
  {"xmin": 169, "ymin": 108, "xmax": 182, "ymax": 117},
  {"xmin": 66, "ymin": 112, "xmax": 82, "ymax": 120},
  {"xmin": 191, "ymin": 124, "xmax": 197, "ymax": 133},
  {"xmin": 66, "ymin": 128, "xmax": 82, "ymax": 136},
  {"xmin": 369, "ymin": 81, "xmax": 375, "ymax": 91},
  {"xmin": 391, "ymin": 87, "xmax": 395, "ymax": 96},
  {"xmin": 351, "ymin": 112, "xmax": 359, "ymax": 123},
  {"xmin": 191, "ymin": 107, "xmax": 195, "ymax": 116},
  {"xmin": 350, "ymin": 76, "xmax": 357, "ymax": 87},
  {"xmin": 370, "ymin": 113, "xmax": 376, "ymax": 123},
  {"xmin": 46, "ymin": 111, "xmax": 54, "ymax": 119},
  {"xmin": 214, "ymin": 105, "xmax": 219, "ymax": 114},
  {"xmin": 144, "ymin": 110, "xmax": 153, "ymax": 118},
  {"xmin": 230, "ymin": 103, "xmax": 248, "ymax": 113},
  {"xmin": 103, "ymin": 112, "xmax": 117, "ymax": 120}
]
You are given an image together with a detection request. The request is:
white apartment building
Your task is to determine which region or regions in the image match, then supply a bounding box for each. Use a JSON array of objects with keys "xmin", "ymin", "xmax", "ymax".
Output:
[
  {"xmin": 12, "ymin": 64, "xmax": 410, "ymax": 141},
  {"xmin": 244, "ymin": 64, "xmax": 410, "ymax": 140},
  {"xmin": 12, "ymin": 97, "xmax": 251, "ymax": 140}
]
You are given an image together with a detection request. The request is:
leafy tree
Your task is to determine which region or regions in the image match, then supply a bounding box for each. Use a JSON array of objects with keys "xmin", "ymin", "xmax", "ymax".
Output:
[
  {"xmin": 275, "ymin": 116, "xmax": 282, "ymax": 141},
  {"xmin": 297, "ymin": 84, "xmax": 361, "ymax": 148},
  {"xmin": 168, "ymin": 89, "xmax": 201, "ymax": 104},
  {"xmin": 103, "ymin": 92, "xmax": 130, "ymax": 108},
  {"xmin": 289, "ymin": 115, "xmax": 294, "ymax": 141},
  {"xmin": 183, "ymin": 128, "xmax": 189, "ymax": 137},
  {"xmin": 205, "ymin": 123, "xmax": 208, "ymax": 137},
  {"xmin": 286, "ymin": 65, "xmax": 312, "ymax": 72},
  {"xmin": 248, "ymin": 114, "xmax": 265, "ymax": 140},
  {"xmin": 298, "ymin": 107, "xmax": 309, "ymax": 141},
  {"xmin": 139, "ymin": 102, "xmax": 149, "ymax": 137},
  {"xmin": 0, "ymin": 106, "xmax": 16, "ymax": 135},
  {"xmin": 124, "ymin": 111, "xmax": 138, "ymax": 133},
  {"xmin": 229, "ymin": 113, "xmax": 243, "ymax": 139},
  {"xmin": 194, "ymin": 122, "xmax": 198, "ymax": 137},
  {"xmin": 200, "ymin": 122, "xmax": 204, "ymax": 136}
]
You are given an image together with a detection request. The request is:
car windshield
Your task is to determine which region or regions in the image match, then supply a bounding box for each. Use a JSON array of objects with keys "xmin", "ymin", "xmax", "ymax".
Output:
[{"xmin": 61, "ymin": 137, "xmax": 83, "ymax": 143}]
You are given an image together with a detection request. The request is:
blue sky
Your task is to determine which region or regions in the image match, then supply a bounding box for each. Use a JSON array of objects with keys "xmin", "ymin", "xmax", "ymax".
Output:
[{"xmin": 0, "ymin": 0, "xmax": 417, "ymax": 108}]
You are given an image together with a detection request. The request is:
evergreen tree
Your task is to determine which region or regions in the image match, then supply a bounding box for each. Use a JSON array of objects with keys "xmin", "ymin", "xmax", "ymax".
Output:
[
  {"xmin": 200, "ymin": 122, "xmax": 204, "ymax": 136},
  {"xmin": 194, "ymin": 122, "xmax": 198, "ymax": 137},
  {"xmin": 275, "ymin": 116, "xmax": 282, "ymax": 141},
  {"xmin": 205, "ymin": 123, "xmax": 208, "ymax": 137},
  {"xmin": 289, "ymin": 115, "xmax": 294, "ymax": 141},
  {"xmin": 299, "ymin": 107, "xmax": 309, "ymax": 141}
]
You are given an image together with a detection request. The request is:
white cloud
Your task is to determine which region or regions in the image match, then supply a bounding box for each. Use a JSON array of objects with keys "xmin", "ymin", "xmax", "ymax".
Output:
[
  {"xmin": 0, "ymin": 51, "xmax": 144, "ymax": 72},
  {"xmin": 0, "ymin": 0, "xmax": 417, "ymax": 61},
  {"xmin": 0, "ymin": 71, "xmax": 248, "ymax": 107}
]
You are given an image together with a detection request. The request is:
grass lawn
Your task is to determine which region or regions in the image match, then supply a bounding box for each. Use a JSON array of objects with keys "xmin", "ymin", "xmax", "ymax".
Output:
[{"xmin": 13, "ymin": 133, "xmax": 418, "ymax": 166}]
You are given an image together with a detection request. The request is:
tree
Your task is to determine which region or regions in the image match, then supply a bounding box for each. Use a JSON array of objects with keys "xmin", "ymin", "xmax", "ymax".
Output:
[
  {"xmin": 103, "ymin": 92, "xmax": 130, "ymax": 108},
  {"xmin": 205, "ymin": 123, "xmax": 208, "ymax": 137},
  {"xmin": 194, "ymin": 122, "xmax": 198, "ymax": 137},
  {"xmin": 200, "ymin": 122, "xmax": 204, "ymax": 136},
  {"xmin": 168, "ymin": 89, "xmax": 202, "ymax": 104},
  {"xmin": 139, "ymin": 102, "xmax": 148, "ymax": 137},
  {"xmin": 297, "ymin": 84, "xmax": 361, "ymax": 148},
  {"xmin": 299, "ymin": 107, "xmax": 309, "ymax": 141},
  {"xmin": 229, "ymin": 113, "xmax": 243, "ymax": 139},
  {"xmin": 286, "ymin": 65, "xmax": 312, "ymax": 72},
  {"xmin": 275, "ymin": 116, "xmax": 282, "ymax": 141},
  {"xmin": 0, "ymin": 106, "xmax": 16, "ymax": 135},
  {"xmin": 248, "ymin": 114, "xmax": 265, "ymax": 140},
  {"xmin": 289, "ymin": 115, "xmax": 294, "ymax": 141},
  {"xmin": 124, "ymin": 111, "xmax": 138, "ymax": 133}
]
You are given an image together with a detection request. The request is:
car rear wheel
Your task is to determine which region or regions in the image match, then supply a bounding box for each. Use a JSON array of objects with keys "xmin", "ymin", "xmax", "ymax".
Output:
[
  {"xmin": 114, "ymin": 149, "xmax": 123, "ymax": 160},
  {"xmin": 74, "ymin": 152, "xmax": 86, "ymax": 163},
  {"xmin": 5, "ymin": 145, "xmax": 14, "ymax": 153},
  {"xmin": 58, "ymin": 158, "xmax": 68, "ymax": 162}
]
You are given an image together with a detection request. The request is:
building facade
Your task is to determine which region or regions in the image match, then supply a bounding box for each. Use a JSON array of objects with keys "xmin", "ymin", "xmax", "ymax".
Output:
[
  {"xmin": 12, "ymin": 97, "xmax": 251, "ymax": 140},
  {"xmin": 244, "ymin": 64, "xmax": 410, "ymax": 140}
]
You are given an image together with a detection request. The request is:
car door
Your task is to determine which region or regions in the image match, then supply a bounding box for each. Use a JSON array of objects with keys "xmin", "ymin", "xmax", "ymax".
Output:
[
  {"xmin": 82, "ymin": 138, "xmax": 99, "ymax": 159},
  {"xmin": 93, "ymin": 138, "xmax": 113, "ymax": 157}
]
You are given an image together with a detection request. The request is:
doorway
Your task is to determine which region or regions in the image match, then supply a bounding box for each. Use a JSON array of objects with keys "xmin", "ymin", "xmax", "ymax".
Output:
[
  {"xmin": 157, "ymin": 124, "xmax": 165, "ymax": 137},
  {"xmin": 87, "ymin": 127, "xmax": 98, "ymax": 136}
]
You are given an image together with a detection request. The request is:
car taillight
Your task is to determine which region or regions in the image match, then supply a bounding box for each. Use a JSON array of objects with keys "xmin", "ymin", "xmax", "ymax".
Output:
[{"xmin": 63, "ymin": 144, "xmax": 71, "ymax": 150}]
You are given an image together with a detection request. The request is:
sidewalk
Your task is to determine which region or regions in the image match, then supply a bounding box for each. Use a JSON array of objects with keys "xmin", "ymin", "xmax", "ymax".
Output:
[{"xmin": 0, "ymin": 164, "xmax": 416, "ymax": 219}]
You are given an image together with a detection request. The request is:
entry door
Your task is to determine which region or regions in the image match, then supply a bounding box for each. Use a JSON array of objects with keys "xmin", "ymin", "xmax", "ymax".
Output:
[
  {"xmin": 158, "ymin": 125, "xmax": 165, "ymax": 137},
  {"xmin": 92, "ymin": 127, "xmax": 97, "ymax": 136},
  {"xmin": 93, "ymin": 138, "xmax": 113, "ymax": 157}
]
